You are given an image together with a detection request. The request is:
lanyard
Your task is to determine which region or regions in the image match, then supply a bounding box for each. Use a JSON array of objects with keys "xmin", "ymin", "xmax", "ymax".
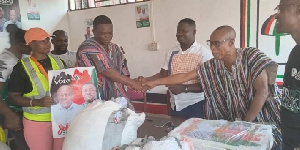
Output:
[{"xmin": 30, "ymin": 54, "xmax": 48, "ymax": 81}]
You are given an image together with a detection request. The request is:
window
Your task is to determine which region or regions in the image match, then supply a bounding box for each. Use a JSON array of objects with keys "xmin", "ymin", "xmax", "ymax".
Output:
[{"xmin": 69, "ymin": 0, "xmax": 149, "ymax": 11}]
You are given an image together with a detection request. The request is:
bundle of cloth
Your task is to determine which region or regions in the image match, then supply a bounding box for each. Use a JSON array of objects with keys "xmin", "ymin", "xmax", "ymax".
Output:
[
  {"xmin": 63, "ymin": 99, "xmax": 145, "ymax": 150},
  {"xmin": 168, "ymin": 118, "xmax": 273, "ymax": 150}
]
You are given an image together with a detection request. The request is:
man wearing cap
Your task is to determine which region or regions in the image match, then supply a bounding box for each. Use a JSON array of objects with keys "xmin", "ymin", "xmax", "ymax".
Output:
[
  {"xmin": 8, "ymin": 27, "xmax": 65, "ymax": 150},
  {"xmin": 51, "ymin": 30, "xmax": 76, "ymax": 68}
]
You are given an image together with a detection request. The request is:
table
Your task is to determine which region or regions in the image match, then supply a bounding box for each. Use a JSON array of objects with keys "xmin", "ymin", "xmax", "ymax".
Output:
[{"xmin": 137, "ymin": 113, "xmax": 186, "ymax": 139}]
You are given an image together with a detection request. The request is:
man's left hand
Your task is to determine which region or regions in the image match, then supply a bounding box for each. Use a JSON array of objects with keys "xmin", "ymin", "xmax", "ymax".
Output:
[{"xmin": 167, "ymin": 84, "xmax": 186, "ymax": 95}]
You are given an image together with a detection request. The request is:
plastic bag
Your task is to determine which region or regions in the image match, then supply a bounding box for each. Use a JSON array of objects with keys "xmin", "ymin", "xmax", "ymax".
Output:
[
  {"xmin": 114, "ymin": 136, "xmax": 192, "ymax": 150},
  {"xmin": 0, "ymin": 141, "xmax": 10, "ymax": 150}
]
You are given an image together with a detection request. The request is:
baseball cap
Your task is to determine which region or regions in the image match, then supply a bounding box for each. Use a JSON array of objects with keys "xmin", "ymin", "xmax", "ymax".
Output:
[{"xmin": 24, "ymin": 27, "xmax": 51, "ymax": 45}]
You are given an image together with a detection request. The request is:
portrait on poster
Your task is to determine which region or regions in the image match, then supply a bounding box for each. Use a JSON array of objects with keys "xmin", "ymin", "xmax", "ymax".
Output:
[
  {"xmin": 84, "ymin": 19, "xmax": 93, "ymax": 39},
  {"xmin": 27, "ymin": 0, "xmax": 40, "ymax": 20},
  {"xmin": 135, "ymin": 4, "xmax": 150, "ymax": 28},
  {"xmin": 0, "ymin": 0, "xmax": 22, "ymax": 33},
  {"xmin": 49, "ymin": 67, "xmax": 100, "ymax": 138}
]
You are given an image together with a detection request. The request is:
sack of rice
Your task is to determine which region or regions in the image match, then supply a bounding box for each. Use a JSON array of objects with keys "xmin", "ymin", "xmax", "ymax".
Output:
[{"xmin": 63, "ymin": 100, "xmax": 145, "ymax": 150}]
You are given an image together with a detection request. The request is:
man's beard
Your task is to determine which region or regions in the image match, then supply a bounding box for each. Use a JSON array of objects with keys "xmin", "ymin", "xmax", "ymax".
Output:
[{"xmin": 57, "ymin": 49, "xmax": 67, "ymax": 54}]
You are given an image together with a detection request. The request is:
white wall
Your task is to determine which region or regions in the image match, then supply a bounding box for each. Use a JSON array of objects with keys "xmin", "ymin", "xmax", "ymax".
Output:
[
  {"xmin": 68, "ymin": 0, "xmax": 241, "ymax": 93},
  {"xmin": 0, "ymin": 0, "xmax": 69, "ymax": 52}
]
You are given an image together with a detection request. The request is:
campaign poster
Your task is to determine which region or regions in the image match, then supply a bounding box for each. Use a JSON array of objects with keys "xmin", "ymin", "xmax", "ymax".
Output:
[
  {"xmin": 26, "ymin": 0, "xmax": 40, "ymax": 20},
  {"xmin": 84, "ymin": 18, "xmax": 93, "ymax": 40},
  {"xmin": 49, "ymin": 67, "xmax": 100, "ymax": 138},
  {"xmin": 0, "ymin": 0, "xmax": 22, "ymax": 33},
  {"xmin": 135, "ymin": 4, "xmax": 150, "ymax": 28}
]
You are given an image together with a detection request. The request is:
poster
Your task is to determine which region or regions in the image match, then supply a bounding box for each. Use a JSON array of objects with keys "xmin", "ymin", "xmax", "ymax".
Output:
[
  {"xmin": 0, "ymin": 0, "xmax": 21, "ymax": 32},
  {"xmin": 84, "ymin": 18, "xmax": 93, "ymax": 39},
  {"xmin": 135, "ymin": 4, "xmax": 150, "ymax": 28},
  {"xmin": 49, "ymin": 67, "xmax": 100, "ymax": 138},
  {"xmin": 27, "ymin": 0, "xmax": 40, "ymax": 20}
]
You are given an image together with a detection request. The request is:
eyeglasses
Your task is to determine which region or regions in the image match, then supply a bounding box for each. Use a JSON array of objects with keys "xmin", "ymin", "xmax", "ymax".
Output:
[
  {"xmin": 274, "ymin": 4, "xmax": 300, "ymax": 14},
  {"xmin": 207, "ymin": 39, "xmax": 231, "ymax": 47}
]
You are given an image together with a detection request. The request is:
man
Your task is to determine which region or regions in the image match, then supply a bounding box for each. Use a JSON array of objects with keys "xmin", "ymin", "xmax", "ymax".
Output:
[
  {"xmin": 76, "ymin": 15, "xmax": 141, "ymax": 108},
  {"xmin": 84, "ymin": 27, "xmax": 92, "ymax": 39},
  {"xmin": 8, "ymin": 27, "xmax": 65, "ymax": 150},
  {"xmin": 140, "ymin": 8, "xmax": 149, "ymax": 21},
  {"xmin": 136, "ymin": 7, "xmax": 143, "ymax": 21},
  {"xmin": 27, "ymin": 2, "xmax": 39, "ymax": 15},
  {"xmin": 0, "ymin": 25, "xmax": 30, "ymax": 150},
  {"xmin": 275, "ymin": 0, "xmax": 300, "ymax": 149},
  {"xmin": 52, "ymin": 85, "xmax": 84, "ymax": 136},
  {"xmin": 0, "ymin": 7, "xmax": 7, "ymax": 32},
  {"xmin": 139, "ymin": 18, "xmax": 213, "ymax": 119},
  {"xmin": 82, "ymin": 82, "xmax": 98, "ymax": 104},
  {"xmin": 3, "ymin": 9, "xmax": 22, "ymax": 32},
  {"xmin": 142, "ymin": 26, "xmax": 281, "ymax": 148},
  {"xmin": 55, "ymin": 85, "xmax": 74, "ymax": 109},
  {"xmin": 51, "ymin": 30, "xmax": 76, "ymax": 68}
]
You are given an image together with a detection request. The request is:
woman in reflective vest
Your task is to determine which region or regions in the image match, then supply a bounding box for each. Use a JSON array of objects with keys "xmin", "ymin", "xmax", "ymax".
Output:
[{"xmin": 9, "ymin": 28, "xmax": 65, "ymax": 150}]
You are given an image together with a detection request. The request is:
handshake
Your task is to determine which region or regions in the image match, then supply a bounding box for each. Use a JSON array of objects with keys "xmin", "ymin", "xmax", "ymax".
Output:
[
  {"xmin": 128, "ymin": 76, "xmax": 156, "ymax": 92},
  {"xmin": 127, "ymin": 76, "xmax": 187, "ymax": 95}
]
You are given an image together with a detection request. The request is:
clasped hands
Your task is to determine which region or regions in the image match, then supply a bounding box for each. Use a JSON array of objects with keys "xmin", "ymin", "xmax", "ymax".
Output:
[
  {"xmin": 128, "ymin": 76, "xmax": 156, "ymax": 92},
  {"xmin": 129, "ymin": 76, "xmax": 186, "ymax": 95}
]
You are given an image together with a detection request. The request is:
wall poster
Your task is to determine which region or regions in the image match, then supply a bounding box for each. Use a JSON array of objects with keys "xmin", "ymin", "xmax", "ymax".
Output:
[
  {"xmin": 27, "ymin": 0, "xmax": 40, "ymax": 20},
  {"xmin": 0, "ymin": 0, "xmax": 21, "ymax": 33},
  {"xmin": 135, "ymin": 4, "xmax": 150, "ymax": 28}
]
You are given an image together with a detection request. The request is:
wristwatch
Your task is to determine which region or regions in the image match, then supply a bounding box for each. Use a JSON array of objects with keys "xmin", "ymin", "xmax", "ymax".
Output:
[{"xmin": 184, "ymin": 85, "xmax": 189, "ymax": 93}]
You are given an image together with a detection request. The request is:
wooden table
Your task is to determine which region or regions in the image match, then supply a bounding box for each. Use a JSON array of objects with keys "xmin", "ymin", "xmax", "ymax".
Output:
[{"xmin": 137, "ymin": 113, "xmax": 186, "ymax": 139}]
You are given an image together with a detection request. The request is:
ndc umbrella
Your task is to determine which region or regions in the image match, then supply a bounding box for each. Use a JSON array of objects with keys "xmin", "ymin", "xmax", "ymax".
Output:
[{"xmin": 261, "ymin": 14, "xmax": 286, "ymax": 56}]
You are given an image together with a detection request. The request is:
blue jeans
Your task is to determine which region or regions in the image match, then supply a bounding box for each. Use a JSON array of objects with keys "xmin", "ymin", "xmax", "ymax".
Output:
[
  {"xmin": 170, "ymin": 100, "xmax": 204, "ymax": 119},
  {"xmin": 281, "ymin": 107, "xmax": 300, "ymax": 150}
]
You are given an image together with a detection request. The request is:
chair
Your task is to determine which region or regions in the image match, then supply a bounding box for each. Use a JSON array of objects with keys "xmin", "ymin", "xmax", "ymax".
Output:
[{"xmin": 127, "ymin": 89, "xmax": 169, "ymax": 115}]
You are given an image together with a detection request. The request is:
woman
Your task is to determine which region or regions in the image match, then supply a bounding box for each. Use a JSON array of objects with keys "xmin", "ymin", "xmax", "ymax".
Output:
[{"xmin": 8, "ymin": 27, "xmax": 65, "ymax": 150}]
